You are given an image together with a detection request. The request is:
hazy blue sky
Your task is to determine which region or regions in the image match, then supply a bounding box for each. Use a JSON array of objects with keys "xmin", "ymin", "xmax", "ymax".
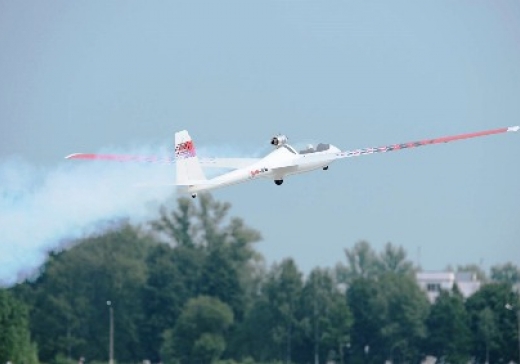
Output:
[{"xmin": 1, "ymin": 1, "xmax": 519, "ymax": 284}]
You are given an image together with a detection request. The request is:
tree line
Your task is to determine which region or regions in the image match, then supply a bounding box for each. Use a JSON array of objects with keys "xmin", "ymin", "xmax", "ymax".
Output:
[{"xmin": 2, "ymin": 195, "xmax": 519, "ymax": 364}]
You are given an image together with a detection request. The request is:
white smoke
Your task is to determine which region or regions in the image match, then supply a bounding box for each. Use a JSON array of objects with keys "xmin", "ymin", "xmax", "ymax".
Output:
[
  {"xmin": 0, "ymin": 146, "xmax": 177, "ymax": 286},
  {"xmin": 0, "ymin": 140, "xmax": 265, "ymax": 286}
]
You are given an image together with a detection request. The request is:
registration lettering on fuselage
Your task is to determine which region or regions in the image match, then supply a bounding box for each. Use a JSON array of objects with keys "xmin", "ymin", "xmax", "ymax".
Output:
[{"xmin": 250, "ymin": 167, "xmax": 268, "ymax": 178}]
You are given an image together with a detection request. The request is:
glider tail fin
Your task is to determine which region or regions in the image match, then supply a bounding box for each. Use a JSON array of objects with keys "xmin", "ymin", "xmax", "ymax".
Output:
[{"xmin": 174, "ymin": 130, "xmax": 207, "ymax": 185}]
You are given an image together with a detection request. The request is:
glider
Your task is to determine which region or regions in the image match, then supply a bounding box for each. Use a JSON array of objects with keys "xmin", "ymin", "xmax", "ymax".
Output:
[{"xmin": 66, "ymin": 125, "xmax": 519, "ymax": 198}]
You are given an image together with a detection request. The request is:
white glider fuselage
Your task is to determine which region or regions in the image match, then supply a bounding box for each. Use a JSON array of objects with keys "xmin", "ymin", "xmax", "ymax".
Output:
[{"xmin": 185, "ymin": 143, "xmax": 341, "ymax": 194}]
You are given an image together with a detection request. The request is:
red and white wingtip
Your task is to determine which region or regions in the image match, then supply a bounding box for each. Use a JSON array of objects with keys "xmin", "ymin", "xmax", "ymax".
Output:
[
  {"xmin": 507, "ymin": 126, "xmax": 519, "ymax": 132},
  {"xmin": 66, "ymin": 153, "xmax": 107, "ymax": 160}
]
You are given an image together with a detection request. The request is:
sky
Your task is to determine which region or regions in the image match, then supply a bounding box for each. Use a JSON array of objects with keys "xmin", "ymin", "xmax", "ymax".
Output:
[{"xmin": 1, "ymin": 1, "xmax": 519, "ymax": 285}]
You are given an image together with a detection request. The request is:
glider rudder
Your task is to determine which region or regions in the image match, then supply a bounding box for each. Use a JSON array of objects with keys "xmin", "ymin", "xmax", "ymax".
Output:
[{"xmin": 174, "ymin": 130, "xmax": 207, "ymax": 185}]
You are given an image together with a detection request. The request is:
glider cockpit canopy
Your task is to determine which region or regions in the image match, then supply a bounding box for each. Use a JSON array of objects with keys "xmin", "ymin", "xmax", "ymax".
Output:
[{"xmin": 299, "ymin": 143, "xmax": 331, "ymax": 155}]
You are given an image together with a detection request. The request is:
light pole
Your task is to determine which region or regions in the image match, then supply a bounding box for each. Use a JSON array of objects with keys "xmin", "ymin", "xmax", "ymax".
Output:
[{"xmin": 107, "ymin": 301, "xmax": 114, "ymax": 364}]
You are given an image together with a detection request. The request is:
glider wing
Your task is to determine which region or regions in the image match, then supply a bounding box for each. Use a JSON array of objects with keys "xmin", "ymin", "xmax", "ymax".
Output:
[
  {"xmin": 337, "ymin": 126, "xmax": 519, "ymax": 159},
  {"xmin": 65, "ymin": 153, "xmax": 174, "ymax": 163},
  {"xmin": 65, "ymin": 153, "xmax": 260, "ymax": 169}
]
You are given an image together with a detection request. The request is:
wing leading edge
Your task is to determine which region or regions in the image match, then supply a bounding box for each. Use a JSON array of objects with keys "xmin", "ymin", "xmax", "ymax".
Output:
[{"xmin": 337, "ymin": 125, "xmax": 519, "ymax": 159}]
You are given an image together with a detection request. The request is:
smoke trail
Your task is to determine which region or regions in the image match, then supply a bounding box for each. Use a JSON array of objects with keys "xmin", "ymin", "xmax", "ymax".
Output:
[
  {"xmin": 0, "ymin": 138, "xmax": 266, "ymax": 286},
  {"xmin": 0, "ymin": 146, "xmax": 176, "ymax": 286}
]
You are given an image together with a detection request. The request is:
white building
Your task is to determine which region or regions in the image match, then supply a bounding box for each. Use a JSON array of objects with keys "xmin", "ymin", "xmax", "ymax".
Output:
[{"xmin": 416, "ymin": 271, "xmax": 481, "ymax": 303}]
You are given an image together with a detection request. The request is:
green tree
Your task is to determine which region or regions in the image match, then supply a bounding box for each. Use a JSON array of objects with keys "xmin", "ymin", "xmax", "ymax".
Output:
[
  {"xmin": 346, "ymin": 277, "xmax": 383, "ymax": 363},
  {"xmin": 0, "ymin": 289, "xmax": 38, "ymax": 364},
  {"xmin": 151, "ymin": 197, "xmax": 196, "ymax": 247},
  {"xmin": 11, "ymin": 195, "xmax": 268, "ymax": 363},
  {"xmin": 323, "ymin": 292, "xmax": 352, "ymax": 364},
  {"xmin": 139, "ymin": 243, "xmax": 199, "ymax": 361},
  {"xmin": 477, "ymin": 307, "xmax": 497, "ymax": 364},
  {"xmin": 337, "ymin": 241, "xmax": 416, "ymax": 286},
  {"xmin": 265, "ymin": 259, "xmax": 303, "ymax": 364},
  {"xmin": 193, "ymin": 333, "xmax": 227, "ymax": 364},
  {"xmin": 152, "ymin": 195, "xmax": 234, "ymax": 249},
  {"xmin": 299, "ymin": 268, "xmax": 352, "ymax": 364},
  {"xmin": 16, "ymin": 223, "xmax": 152, "ymax": 362},
  {"xmin": 162, "ymin": 296, "xmax": 234, "ymax": 364},
  {"xmin": 145, "ymin": 195, "xmax": 262, "ymax": 360},
  {"xmin": 199, "ymin": 247, "xmax": 244, "ymax": 319},
  {"xmin": 425, "ymin": 286, "xmax": 471, "ymax": 362},
  {"xmin": 347, "ymin": 273, "xmax": 429, "ymax": 363},
  {"xmin": 490, "ymin": 262, "xmax": 520, "ymax": 284},
  {"xmin": 378, "ymin": 273, "xmax": 429, "ymax": 363},
  {"xmin": 342, "ymin": 241, "xmax": 379, "ymax": 282},
  {"xmin": 236, "ymin": 259, "xmax": 303, "ymax": 363},
  {"xmin": 466, "ymin": 283, "xmax": 518, "ymax": 363},
  {"xmin": 149, "ymin": 195, "xmax": 261, "ymax": 309},
  {"xmin": 377, "ymin": 242, "xmax": 416, "ymax": 276},
  {"xmin": 234, "ymin": 298, "xmax": 279, "ymax": 362}
]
